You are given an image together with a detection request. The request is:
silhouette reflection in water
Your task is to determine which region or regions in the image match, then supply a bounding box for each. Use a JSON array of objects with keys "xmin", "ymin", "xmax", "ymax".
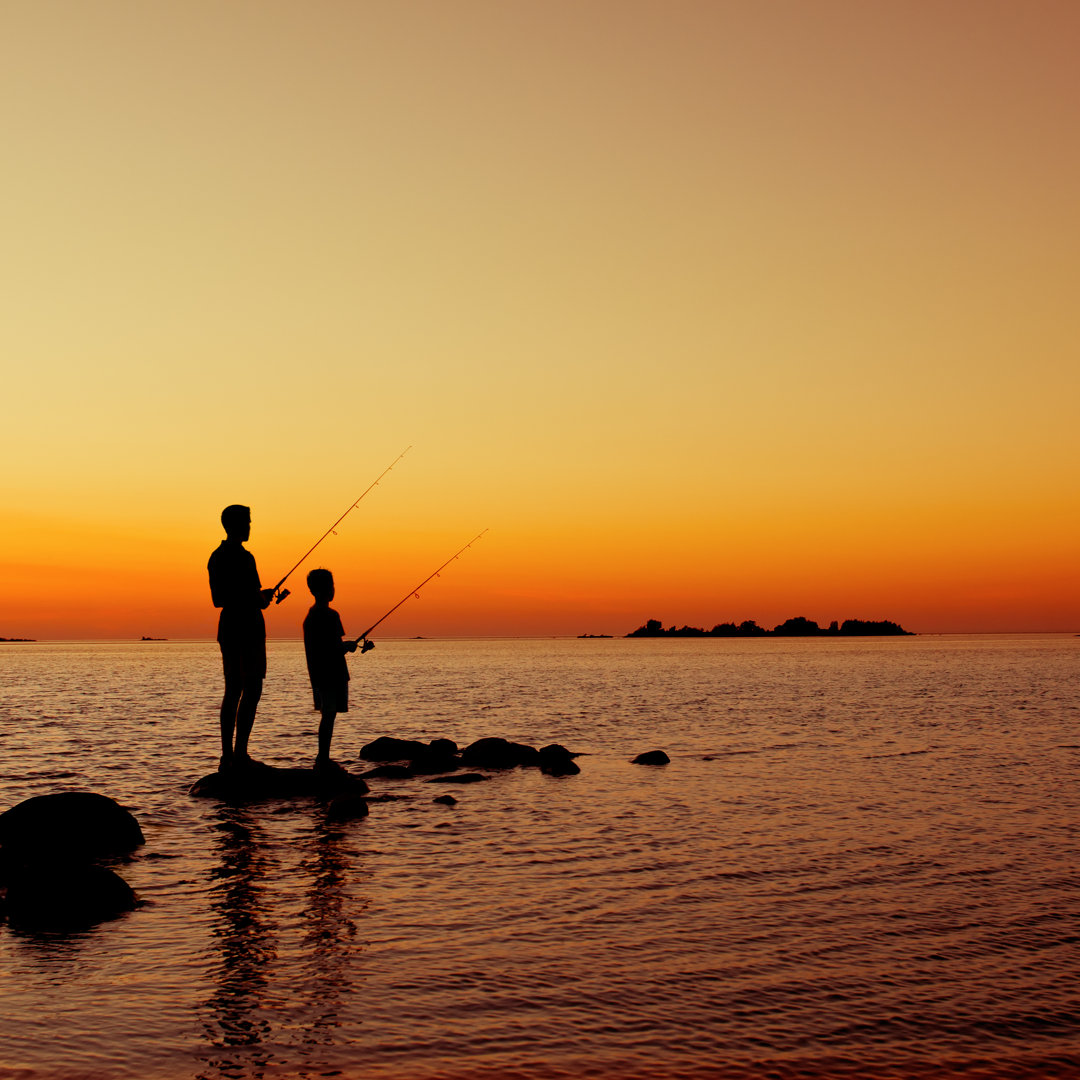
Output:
[
  {"xmin": 199, "ymin": 808, "xmax": 277, "ymax": 1079},
  {"xmin": 295, "ymin": 808, "xmax": 366, "ymax": 1054},
  {"xmin": 197, "ymin": 805, "xmax": 366, "ymax": 1079}
]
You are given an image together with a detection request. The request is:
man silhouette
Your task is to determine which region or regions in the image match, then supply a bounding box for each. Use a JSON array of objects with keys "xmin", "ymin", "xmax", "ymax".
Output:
[{"xmin": 208, "ymin": 505, "xmax": 275, "ymax": 770}]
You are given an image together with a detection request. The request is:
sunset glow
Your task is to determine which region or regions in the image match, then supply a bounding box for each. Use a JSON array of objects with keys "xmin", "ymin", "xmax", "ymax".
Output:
[{"xmin": 3, "ymin": 1, "xmax": 1078, "ymax": 638}]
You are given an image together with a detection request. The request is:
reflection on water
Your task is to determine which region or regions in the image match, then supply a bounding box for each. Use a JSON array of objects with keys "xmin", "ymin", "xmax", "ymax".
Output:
[
  {"xmin": 199, "ymin": 807, "xmax": 277, "ymax": 1078},
  {"xmin": 197, "ymin": 803, "xmax": 367, "ymax": 1080},
  {"xmin": 296, "ymin": 811, "xmax": 366, "ymax": 1054}
]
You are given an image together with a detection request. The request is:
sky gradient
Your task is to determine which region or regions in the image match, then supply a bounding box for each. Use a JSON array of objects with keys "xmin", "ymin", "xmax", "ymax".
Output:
[{"xmin": 3, "ymin": 1, "xmax": 1079, "ymax": 639}]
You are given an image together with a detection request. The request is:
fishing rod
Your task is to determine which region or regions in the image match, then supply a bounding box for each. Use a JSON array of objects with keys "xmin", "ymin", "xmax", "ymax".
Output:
[
  {"xmin": 271, "ymin": 446, "xmax": 411, "ymax": 604},
  {"xmin": 353, "ymin": 529, "xmax": 489, "ymax": 643}
]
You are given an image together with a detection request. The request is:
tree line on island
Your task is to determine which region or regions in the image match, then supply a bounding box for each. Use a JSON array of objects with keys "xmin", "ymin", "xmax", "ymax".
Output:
[{"xmin": 627, "ymin": 616, "xmax": 913, "ymax": 637}]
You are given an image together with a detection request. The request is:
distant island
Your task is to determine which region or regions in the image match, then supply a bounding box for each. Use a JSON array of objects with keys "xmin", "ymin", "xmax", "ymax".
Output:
[
  {"xmin": 627, "ymin": 617, "xmax": 913, "ymax": 638},
  {"xmin": 140, "ymin": 636, "xmax": 167, "ymax": 641},
  {"xmin": 0, "ymin": 637, "xmax": 35, "ymax": 642},
  {"xmin": 578, "ymin": 634, "xmax": 612, "ymax": 639}
]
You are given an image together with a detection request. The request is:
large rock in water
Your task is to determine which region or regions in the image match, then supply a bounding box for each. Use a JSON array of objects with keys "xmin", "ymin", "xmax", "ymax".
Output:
[
  {"xmin": 0, "ymin": 791, "xmax": 143, "ymax": 863},
  {"xmin": 359, "ymin": 736, "xmax": 430, "ymax": 761},
  {"xmin": 460, "ymin": 737, "xmax": 541, "ymax": 769},
  {"xmin": 0, "ymin": 792, "xmax": 142, "ymax": 930},
  {"xmin": 189, "ymin": 761, "xmax": 370, "ymax": 802}
]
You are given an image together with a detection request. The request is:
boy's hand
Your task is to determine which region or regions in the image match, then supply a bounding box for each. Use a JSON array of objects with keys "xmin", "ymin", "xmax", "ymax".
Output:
[{"xmin": 361, "ymin": 639, "xmax": 375, "ymax": 653}]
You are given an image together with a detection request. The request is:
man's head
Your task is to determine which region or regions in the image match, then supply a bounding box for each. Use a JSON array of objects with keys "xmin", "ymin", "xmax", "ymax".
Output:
[
  {"xmin": 307, "ymin": 568, "xmax": 335, "ymax": 602},
  {"xmin": 221, "ymin": 504, "xmax": 251, "ymax": 541}
]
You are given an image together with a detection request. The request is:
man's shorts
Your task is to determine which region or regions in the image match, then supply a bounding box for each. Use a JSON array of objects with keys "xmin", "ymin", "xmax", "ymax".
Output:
[
  {"xmin": 220, "ymin": 637, "xmax": 267, "ymax": 684},
  {"xmin": 312, "ymin": 680, "xmax": 349, "ymax": 713}
]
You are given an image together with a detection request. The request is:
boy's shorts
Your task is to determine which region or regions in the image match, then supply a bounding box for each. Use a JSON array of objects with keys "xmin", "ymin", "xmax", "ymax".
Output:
[{"xmin": 312, "ymin": 681, "xmax": 348, "ymax": 713}]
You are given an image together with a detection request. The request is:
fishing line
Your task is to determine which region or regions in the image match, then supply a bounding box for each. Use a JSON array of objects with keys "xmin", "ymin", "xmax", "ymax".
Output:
[
  {"xmin": 271, "ymin": 446, "xmax": 411, "ymax": 603},
  {"xmin": 355, "ymin": 528, "xmax": 488, "ymax": 642}
]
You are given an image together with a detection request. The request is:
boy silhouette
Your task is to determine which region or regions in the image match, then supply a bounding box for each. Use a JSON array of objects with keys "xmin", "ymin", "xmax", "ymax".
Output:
[
  {"xmin": 303, "ymin": 568, "xmax": 373, "ymax": 770},
  {"xmin": 208, "ymin": 504, "xmax": 275, "ymax": 770}
]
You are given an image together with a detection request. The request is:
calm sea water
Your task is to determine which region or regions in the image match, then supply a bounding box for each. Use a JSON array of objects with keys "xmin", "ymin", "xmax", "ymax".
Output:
[{"xmin": 0, "ymin": 635, "xmax": 1078, "ymax": 1080}]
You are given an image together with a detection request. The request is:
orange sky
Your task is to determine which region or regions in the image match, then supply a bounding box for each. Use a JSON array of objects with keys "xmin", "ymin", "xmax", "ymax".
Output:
[{"xmin": 2, "ymin": 1, "xmax": 1079, "ymax": 638}]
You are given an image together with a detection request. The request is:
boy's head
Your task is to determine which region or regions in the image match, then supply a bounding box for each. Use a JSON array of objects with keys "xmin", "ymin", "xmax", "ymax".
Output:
[
  {"xmin": 221, "ymin": 504, "xmax": 251, "ymax": 541},
  {"xmin": 307, "ymin": 568, "xmax": 335, "ymax": 601}
]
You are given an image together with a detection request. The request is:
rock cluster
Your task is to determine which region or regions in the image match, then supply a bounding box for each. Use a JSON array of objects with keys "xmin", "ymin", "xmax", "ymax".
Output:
[
  {"xmin": 0, "ymin": 792, "xmax": 143, "ymax": 930},
  {"xmin": 186, "ymin": 736, "xmax": 581, "ymax": 810},
  {"xmin": 358, "ymin": 735, "xmax": 581, "ymax": 778}
]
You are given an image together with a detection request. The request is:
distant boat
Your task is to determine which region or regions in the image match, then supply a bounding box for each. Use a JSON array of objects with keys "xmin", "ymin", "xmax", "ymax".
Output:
[{"xmin": 140, "ymin": 636, "xmax": 167, "ymax": 641}]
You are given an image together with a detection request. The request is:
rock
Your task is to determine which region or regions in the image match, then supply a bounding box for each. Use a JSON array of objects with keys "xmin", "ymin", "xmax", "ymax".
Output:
[
  {"xmin": 428, "ymin": 738, "xmax": 458, "ymax": 756},
  {"xmin": 0, "ymin": 791, "xmax": 144, "ymax": 863},
  {"xmin": 632, "ymin": 750, "xmax": 670, "ymax": 766},
  {"xmin": 432, "ymin": 794, "xmax": 457, "ymax": 805},
  {"xmin": 189, "ymin": 761, "xmax": 369, "ymax": 802},
  {"xmin": 3, "ymin": 862, "xmax": 137, "ymax": 930},
  {"xmin": 460, "ymin": 737, "xmax": 540, "ymax": 769},
  {"xmin": 425, "ymin": 773, "xmax": 489, "ymax": 785},
  {"xmin": 324, "ymin": 794, "xmax": 370, "ymax": 822},
  {"xmin": 359, "ymin": 764, "xmax": 414, "ymax": 780},
  {"xmin": 408, "ymin": 750, "xmax": 461, "ymax": 775},
  {"xmin": 538, "ymin": 744, "xmax": 580, "ymax": 776},
  {"xmin": 359, "ymin": 736, "xmax": 429, "ymax": 761}
]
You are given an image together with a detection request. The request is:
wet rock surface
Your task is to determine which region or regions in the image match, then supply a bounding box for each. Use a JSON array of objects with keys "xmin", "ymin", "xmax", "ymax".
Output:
[{"xmin": 189, "ymin": 761, "xmax": 370, "ymax": 801}]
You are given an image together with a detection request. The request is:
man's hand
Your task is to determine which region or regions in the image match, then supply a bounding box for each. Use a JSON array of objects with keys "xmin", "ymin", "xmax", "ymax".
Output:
[{"xmin": 259, "ymin": 588, "xmax": 276, "ymax": 608}]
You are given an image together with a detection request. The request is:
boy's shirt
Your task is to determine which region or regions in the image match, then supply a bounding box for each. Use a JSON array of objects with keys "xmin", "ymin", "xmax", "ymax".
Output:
[{"xmin": 303, "ymin": 605, "xmax": 350, "ymax": 689}]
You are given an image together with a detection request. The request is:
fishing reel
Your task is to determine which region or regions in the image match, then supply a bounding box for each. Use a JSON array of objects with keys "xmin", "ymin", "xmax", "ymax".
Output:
[{"xmin": 275, "ymin": 588, "xmax": 290, "ymax": 605}]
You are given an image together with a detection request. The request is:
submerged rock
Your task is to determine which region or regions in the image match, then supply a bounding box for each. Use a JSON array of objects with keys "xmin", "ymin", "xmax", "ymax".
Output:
[
  {"xmin": 408, "ymin": 749, "xmax": 461, "ymax": 776},
  {"xmin": 324, "ymin": 793, "xmax": 370, "ymax": 823},
  {"xmin": 425, "ymin": 773, "xmax": 489, "ymax": 785},
  {"xmin": 189, "ymin": 761, "xmax": 370, "ymax": 802},
  {"xmin": 0, "ymin": 791, "xmax": 144, "ymax": 863},
  {"xmin": 432, "ymin": 794, "xmax": 458, "ymax": 805},
  {"xmin": 632, "ymin": 750, "xmax": 670, "ymax": 766},
  {"xmin": 359, "ymin": 764, "xmax": 414, "ymax": 780}
]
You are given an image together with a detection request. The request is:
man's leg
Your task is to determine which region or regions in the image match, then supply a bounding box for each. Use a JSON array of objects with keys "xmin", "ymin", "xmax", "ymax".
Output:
[
  {"xmin": 219, "ymin": 682, "xmax": 242, "ymax": 760},
  {"xmin": 233, "ymin": 678, "xmax": 263, "ymax": 762}
]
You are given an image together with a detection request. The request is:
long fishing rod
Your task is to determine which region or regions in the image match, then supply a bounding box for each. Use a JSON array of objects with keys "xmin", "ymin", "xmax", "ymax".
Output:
[
  {"xmin": 354, "ymin": 528, "xmax": 489, "ymax": 642},
  {"xmin": 272, "ymin": 446, "xmax": 411, "ymax": 604}
]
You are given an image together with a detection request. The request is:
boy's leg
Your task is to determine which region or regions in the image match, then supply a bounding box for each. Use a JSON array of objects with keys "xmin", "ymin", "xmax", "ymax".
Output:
[{"xmin": 316, "ymin": 708, "xmax": 337, "ymax": 764}]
